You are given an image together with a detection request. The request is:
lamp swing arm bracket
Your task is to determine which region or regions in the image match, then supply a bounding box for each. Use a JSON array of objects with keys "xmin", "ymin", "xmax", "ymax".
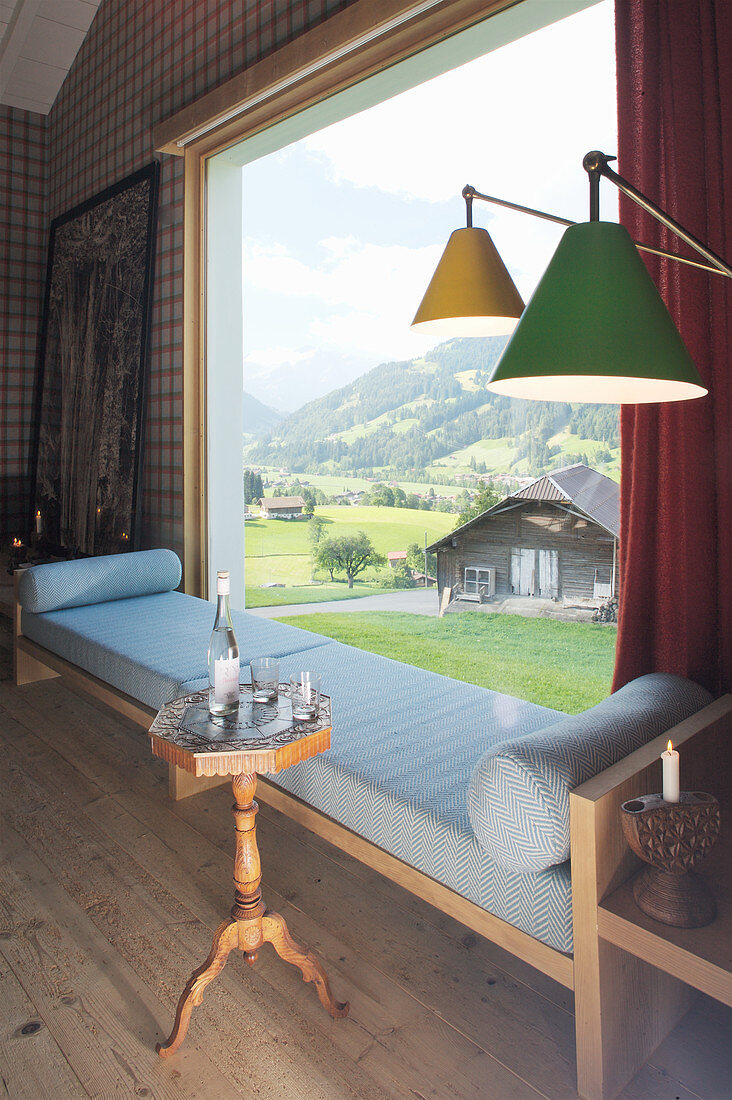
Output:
[
  {"xmin": 584, "ymin": 150, "xmax": 732, "ymax": 279},
  {"xmin": 461, "ymin": 151, "xmax": 731, "ymax": 279}
]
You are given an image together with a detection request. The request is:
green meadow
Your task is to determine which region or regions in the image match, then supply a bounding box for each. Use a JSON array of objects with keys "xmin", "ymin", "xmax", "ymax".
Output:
[
  {"xmin": 276, "ymin": 611, "xmax": 617, "ymax": 714},
  {"xmin": 244, "ymin": 506, "xmax": 453, "ymax": 594}
]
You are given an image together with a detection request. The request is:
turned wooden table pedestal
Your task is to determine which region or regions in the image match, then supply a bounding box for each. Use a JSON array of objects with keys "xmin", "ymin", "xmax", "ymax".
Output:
[{"xmin": 149, "ymin": 686, "xmax": 349, "ymax": 1056}]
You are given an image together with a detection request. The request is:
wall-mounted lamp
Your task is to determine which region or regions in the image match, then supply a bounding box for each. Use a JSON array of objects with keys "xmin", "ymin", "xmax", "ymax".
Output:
[{"xmin": 412, "ymin": 151, "xmax": 731, "ymax": 403}]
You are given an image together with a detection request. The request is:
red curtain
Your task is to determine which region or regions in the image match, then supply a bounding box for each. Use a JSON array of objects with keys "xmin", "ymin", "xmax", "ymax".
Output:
[{"xmin": 612, "ymin": 0, "xmax": 732, "ymax": 696}]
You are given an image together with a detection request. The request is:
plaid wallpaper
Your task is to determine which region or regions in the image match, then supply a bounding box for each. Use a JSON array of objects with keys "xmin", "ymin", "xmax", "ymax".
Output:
[
  {"xmin": 0, "ymin": 107, "xmax": 47, "ymax": 538},
  {"xmin": 2, "ymin": 0, "xmax": 354, "ymax": 556}
]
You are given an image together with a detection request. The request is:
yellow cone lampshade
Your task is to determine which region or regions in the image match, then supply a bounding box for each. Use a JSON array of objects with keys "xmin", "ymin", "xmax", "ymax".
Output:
[{"xmin": 411, "ymin": 227, "xmax": 525, "ymax": 337}]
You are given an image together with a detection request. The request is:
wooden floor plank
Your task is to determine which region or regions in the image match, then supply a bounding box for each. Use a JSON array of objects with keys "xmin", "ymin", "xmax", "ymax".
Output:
[
  {"xmin": 638, "ymin": 993, "xmax": 732, "ymax": 1100},
  {"xmin": 2, "ymin": 679, "xmax": 580, "ymax": 1095},
  {"xmin": 0, "ymin": 709, "xmax": 390, "ymax": 1100},
  {"xmin": 0, "ymin": 824, "xmax": 240, "ymax": 1100},
  {"xmin": 3, "ymin": 683, "xmax": 570, "ymax": 1094},
  {"xmin": 0, "ymin": 952, "xmax": 84, "ymax": 1099},
  {"xmin": 0, "ymin": 687, "xmax": 547, "ymax": 1100},
  {"xmin": 1, "ymin": 663, "xmax": 729, "ymax": 1100}
]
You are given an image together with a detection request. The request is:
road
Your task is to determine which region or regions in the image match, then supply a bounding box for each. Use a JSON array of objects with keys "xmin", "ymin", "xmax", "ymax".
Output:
[{"xmin": 247, "ymin": 587, "xmax": 440, "ymax": 618}]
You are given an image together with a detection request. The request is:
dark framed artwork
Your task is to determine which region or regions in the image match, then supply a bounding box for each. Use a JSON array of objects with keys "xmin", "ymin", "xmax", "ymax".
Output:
[{"xmin": 31, "ymin": 162, "xmax": 160, "ymax": 556}]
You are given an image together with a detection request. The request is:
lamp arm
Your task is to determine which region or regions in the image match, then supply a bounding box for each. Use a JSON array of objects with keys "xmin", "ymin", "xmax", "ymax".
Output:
[
  {"xmin": 585, "ymin": 150, "xmax": 732, "ymax": 279},
  {"xmin": 463, "ymin": 163, "xmax": 731, "ymax": 280},
  {"xmin": 462, "ymin": 185, "xmax": 573, "ymax": 230}
]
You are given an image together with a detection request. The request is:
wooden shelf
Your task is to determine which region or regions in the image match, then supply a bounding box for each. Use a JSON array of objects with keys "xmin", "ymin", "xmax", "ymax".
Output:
[{"xmin": 598, "ymin": 804, "xmax": 732, "ymax": 1007}]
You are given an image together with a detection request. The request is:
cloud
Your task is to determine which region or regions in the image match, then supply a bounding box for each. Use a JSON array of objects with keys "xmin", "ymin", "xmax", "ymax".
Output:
[
  {"xmin": 303, "ymin": 2, "xmax": 616, "ymax": 218},
  {"xmin": 239, "ymin": 2, "xmax": 617, "ymax": 375},
  {"xmin": 243, "ymin": 235, "xmax": 443, "ymax": 359}
]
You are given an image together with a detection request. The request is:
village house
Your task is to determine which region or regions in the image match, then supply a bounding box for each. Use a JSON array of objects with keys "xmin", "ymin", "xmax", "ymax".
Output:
[
  {"xmin": 258, "ymin": 496, "xmax": 306, "ymax": 519},
  {"xmin": 428, "ymin": 464, "xmax": 619, "ymax": 606}
]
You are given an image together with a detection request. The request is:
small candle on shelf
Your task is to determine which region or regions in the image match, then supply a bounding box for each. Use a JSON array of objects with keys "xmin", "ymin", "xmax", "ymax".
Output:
[
  {"xmin": 662, "ymin": 739, "xmax": 680, "ymax": 803},
  {"xmin": 35, "ymin": 510, "xmax": 42, "ymax": 535}
]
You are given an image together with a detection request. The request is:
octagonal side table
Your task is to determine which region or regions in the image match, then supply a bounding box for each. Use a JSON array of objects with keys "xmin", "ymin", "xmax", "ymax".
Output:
[{"xmin": 149, "ymin": 685, "xmax": 349, "ymax": 1057}]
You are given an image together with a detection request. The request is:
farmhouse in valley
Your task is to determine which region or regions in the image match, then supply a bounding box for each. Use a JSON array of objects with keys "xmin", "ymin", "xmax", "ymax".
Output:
[
  {"xmin": 258, "ymin": 495, "xmax": 306, "ymax": 519},
  {"xmin": 427, "ymin": 464, "xmax": 619, "ymax": 606}
]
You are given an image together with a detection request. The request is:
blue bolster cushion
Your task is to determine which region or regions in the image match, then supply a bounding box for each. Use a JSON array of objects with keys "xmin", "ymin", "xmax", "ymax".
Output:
[
  {"xmin": 17, "ymin": 549, "xmax": 182, "ymax": 613},
  {"xmin": 467, "ymin": 672, "xmax": 713, "ymax": 873}
]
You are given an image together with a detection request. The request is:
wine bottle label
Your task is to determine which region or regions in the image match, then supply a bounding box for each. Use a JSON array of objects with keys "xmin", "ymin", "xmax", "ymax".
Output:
[{"xmin": 214, "ymin": 656, "xmax": 239, "ymax": 704}]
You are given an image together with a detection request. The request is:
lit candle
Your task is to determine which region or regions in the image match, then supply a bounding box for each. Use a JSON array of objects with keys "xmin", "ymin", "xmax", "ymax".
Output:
[
  {"xmin": 35, "ymin": 510, "xmax": 42, "ymax": 535},
  {"xmin": 662, "ymin": 739, "xmax": 680, "ymax": 803}
]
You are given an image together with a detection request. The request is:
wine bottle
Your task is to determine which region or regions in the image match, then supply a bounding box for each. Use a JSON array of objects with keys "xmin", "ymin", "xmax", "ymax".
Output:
[{"xmin": 208, "ymin": 570, "xmax": 240, "ymax": 716}]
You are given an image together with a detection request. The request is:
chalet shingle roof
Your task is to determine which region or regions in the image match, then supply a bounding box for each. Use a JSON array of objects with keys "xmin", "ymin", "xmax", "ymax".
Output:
[
  {"xmin": 427, "ymin": 464, "xmax": 619, "ymax": 551},
  {"xmin": 259, "ymin": 496, "xmax": 306, "ymax": 509}
]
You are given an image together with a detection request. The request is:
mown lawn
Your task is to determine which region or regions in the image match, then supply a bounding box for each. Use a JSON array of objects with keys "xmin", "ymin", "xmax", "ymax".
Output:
[
  {"xmin": 245, "ymin": 582, "xmax": 383, "ymax": 607},
  {"xmin": 276, "ymin": 611, "xmax": 617, "ymax": 713}
]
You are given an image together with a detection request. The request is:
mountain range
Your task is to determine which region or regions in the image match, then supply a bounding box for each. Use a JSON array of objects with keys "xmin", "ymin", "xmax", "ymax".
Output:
[
  {"xmin": 242, "ymin": 389, "xmax": 284, "ymax": 438},
  {"xmin": 244, "ymin": 338, "xmax": 620, "ymax": 482}
]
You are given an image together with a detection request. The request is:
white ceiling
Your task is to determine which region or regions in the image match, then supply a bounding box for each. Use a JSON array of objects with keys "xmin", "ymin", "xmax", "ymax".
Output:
[{"xmin": 0, "ymin": 0, "xmax": 101, "ymax": 114}]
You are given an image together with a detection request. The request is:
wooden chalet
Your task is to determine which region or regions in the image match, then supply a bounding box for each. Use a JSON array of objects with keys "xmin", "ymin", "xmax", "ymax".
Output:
[
  {"xmin": 258, "ymin": 496, "xmax": 306, "ymax": 519},
  {"xmin": 428, "ymin": 464, "xmax": 619, "ymax": 605}
]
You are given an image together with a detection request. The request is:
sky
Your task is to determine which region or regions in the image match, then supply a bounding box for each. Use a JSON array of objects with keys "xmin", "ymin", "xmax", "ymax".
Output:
[{"xmin": 239, "ymin": 0, "xmax": 617, "ymax": 413}]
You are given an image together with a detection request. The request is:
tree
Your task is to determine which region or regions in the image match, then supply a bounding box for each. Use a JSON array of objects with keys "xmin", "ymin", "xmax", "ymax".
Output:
[
  {"xmin": 454, "ymin": 479, "xmax": 502, "ymax": 527},
  {"xmin": 406, "ymin": 541, "xmax": 436, "ymax": 577},
  {"xmin": 320, "ymin": 531, "xmax": 384, "ymax": 587},
  {"xmin": 367, "ymin": 484, "xmax": 395, "ymax": 507},
  {"xmin": 314, "ymin": 536, "xmax": 340, "ymax": 581},
  {"xmin": 243, "ymin": 469, "xmax": 263, "ymax": 505},
  {"xmin": 308, "ymin": 515, "xmax": 327, "ymax": 548}
]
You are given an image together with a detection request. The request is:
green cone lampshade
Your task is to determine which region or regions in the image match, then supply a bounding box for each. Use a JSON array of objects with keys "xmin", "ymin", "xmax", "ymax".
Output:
[
  {"xmin": 487, "ymin": 221, "xmax": 708, "ymax": 403},
  {"xmin": 412, "ymin": 227, "xmax": 525, "ymax": 337}
]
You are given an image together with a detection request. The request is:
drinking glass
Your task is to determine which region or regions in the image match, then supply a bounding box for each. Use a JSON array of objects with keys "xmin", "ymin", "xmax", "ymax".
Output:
[
  {"xmin": 290, "ymin": 672, "xmax": 321, "ymax": 720},
  {"xmin": 250, "ymin": 657, "xmax": 279, "ymax": 703}
]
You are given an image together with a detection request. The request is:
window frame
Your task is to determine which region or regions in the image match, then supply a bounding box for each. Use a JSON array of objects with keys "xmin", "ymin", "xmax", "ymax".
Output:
[
  {"xmin": 464, "ymin": 566, "xmax": 495, "ymax": 594},
  {"xmin": 154, "ymin": 0, "xmax": 598, "ymax": 595}
]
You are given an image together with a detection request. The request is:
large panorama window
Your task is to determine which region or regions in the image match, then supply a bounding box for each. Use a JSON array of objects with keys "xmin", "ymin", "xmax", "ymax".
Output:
[{"xmin": 205, "ymin": 0, "xmax": 619, "ymax": 713}]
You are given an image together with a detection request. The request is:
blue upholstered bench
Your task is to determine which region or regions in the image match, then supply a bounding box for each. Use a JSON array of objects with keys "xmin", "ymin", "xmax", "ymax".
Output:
[{"xmin": 14, "ymin": 549, "xmax": 713, "ymax": 971}]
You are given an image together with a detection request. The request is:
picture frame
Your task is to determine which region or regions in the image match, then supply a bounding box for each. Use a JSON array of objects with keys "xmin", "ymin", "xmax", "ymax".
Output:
[{"xmin": 30, "ymin": 161, "xmax": 160, "ymax": 556}]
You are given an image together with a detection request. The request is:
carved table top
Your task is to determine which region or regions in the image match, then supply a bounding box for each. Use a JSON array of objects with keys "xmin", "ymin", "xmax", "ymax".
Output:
[{"xmin": 149, "ymin": 685, "xmax": 332, "ymax": 777}]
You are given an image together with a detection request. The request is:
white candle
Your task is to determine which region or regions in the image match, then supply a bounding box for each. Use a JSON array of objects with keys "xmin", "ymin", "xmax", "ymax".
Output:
[
  {"xmin": 662, "ymin": 739, "xmax": 680, "ymax": 803},
  {"xmin": 35, "ymin": 510, "xmax": 42, "ymax": 535}
]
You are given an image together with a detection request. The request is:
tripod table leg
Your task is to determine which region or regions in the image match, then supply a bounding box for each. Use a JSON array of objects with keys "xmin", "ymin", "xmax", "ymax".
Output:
[
  {"xmin": 262, "ymin": 911, "xmax": 350, "ymax": 1018},
  {"xmin": 157, "ymin": 918, "xmax": 239, "ymax": 1057}
]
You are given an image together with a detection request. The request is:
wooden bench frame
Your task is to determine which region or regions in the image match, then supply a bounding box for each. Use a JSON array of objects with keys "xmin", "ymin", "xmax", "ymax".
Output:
[{"xmin": 13, "ymin": 582, "xmax": 732, "ymax": 1097}]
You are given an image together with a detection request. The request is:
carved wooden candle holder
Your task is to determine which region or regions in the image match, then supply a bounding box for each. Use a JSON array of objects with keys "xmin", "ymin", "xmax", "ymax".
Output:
[{"xmin": 620, "ymin": 791, "xmax": 720, "ymax": 928}]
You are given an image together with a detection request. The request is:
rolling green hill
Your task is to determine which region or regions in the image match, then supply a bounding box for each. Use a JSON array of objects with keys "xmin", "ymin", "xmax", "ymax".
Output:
[{"xmin": 246, "ymin": 338, "xmax": 620, "ymax": 482}]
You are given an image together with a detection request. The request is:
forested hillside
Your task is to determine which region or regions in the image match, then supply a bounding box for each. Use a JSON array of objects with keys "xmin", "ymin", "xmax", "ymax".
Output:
[{"xmin": 246, "ymin": 338, "xmax": 619, "ymax": 480}]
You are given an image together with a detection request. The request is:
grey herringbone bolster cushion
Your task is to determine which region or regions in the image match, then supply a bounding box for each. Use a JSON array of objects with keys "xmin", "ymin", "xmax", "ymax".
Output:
[
  {"xmin": 18, "ymin": 549, "xmax": 182, "ymax": 613},
  {"xmin": 467, "ymin": 672, "xmax": 713, "ymax": 873}
]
